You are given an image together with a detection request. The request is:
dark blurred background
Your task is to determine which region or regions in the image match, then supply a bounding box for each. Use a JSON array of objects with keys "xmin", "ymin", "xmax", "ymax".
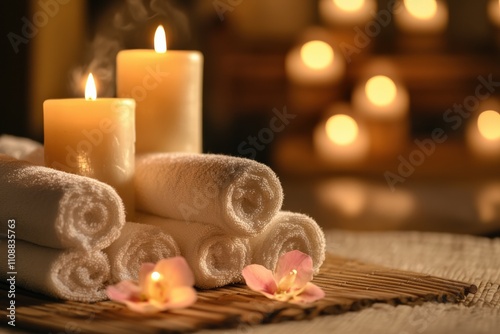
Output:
[{"xmin": 1, "ymin": 0, "xmax": 499, "ymax": 236}]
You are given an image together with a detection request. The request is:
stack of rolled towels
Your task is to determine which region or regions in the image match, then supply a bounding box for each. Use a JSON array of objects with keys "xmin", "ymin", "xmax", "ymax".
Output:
[{"xmin": 0, "ymin": 135, "xmax": 326, "ymax": 301}]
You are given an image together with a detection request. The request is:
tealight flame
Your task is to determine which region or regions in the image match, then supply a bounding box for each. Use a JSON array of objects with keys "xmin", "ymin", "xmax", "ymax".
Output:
[
  {"xmin": 326, "ymin": 114, "xmax": 359, "ymax": 146},
  {"xmin": 333, "ymin": 0, "xmax": 365, "ymax": 12},
  {"xmin": 300, "ymin": 40, "xmax": 334, "ymax": 70},
  {"xmin": 365, "ymin": 75, "xmax": 397, "ymax": 107},
  {"xmin": 154, "ymin": 25, "xmax": 167, "ymax": 53},
  {"xmin": 404, "ymin": 0, "xmax": 438, "ymax": 20},
  {"xmin": 85, "ymin": 73, "xmax": 97, "ymax": 101},
  {"xmin": 151, "ymin": 271, "xmax": 162, "ymax": 282},
  {"xmin": 477, "ymin": 110, "xmax": 500, "ymax": 141}
]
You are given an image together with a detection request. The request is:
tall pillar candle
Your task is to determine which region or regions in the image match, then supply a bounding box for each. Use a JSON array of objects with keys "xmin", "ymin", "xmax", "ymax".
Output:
[
  {"xmin": 44, "ymin": 74, "xmax": 136, "ymax": 219},
  {"xmin": 117, "ymin": 25, "xmax": 203, "ymax": 153}
]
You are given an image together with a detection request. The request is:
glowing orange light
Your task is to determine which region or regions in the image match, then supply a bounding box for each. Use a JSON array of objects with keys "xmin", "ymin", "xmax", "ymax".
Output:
[
  {"xmin": 333, "ymin": 0, "xmax": 365, "ymax": 12},
  {"xmin": 300, "ymin": 40, "xmax": 334, "ymax": 70},
  {"xmin": 151, "ymin": 271, "xmax": 162, "ymax": 282},
  {"xmin": 154, "ymin": 25, "xmax": 167, "ymax": 53},
  {"xmin": 365, "ymin": 75, "xmax": 397, "ymax": 107},
  {"xmin": 404, "ymin": 0, "xmax": 438, "ymax": 20},
  {"xmin": 325, "ymin": 114, "xmax": 359, "ymax": 146},
  {"xmin": 85, "ymin": 73, "xmax": 97, "ymax": 101},
  {"xmin": 477, "ymin": 110, "xmax": 500, "ymax": 141}
]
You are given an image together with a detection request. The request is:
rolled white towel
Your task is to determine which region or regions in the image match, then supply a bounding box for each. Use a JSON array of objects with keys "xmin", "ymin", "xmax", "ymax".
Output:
[
  {"xmin": 135, "ymin": 153, "xmax": 283, "ymax": 237},
  {"xmin": 0, "ymin": 154, "xmax": 125, "ymax": 251},
  {"xmin": 136, "ymin": 212, "xmax": 251, "ymax": 289},
  {"xmin": 105, "ymin": 222, "xmax": 181, "ymax": 282},
  {"xmin": 0, "ymin": 239, "xmax": 110, "ymax": 302},
  {"xmin": 250, "ymin": 211, "xmax": 326, "ymax": 274},
  {"xmin": 0, "ymin": 134, "xmax": 42, "ymax": 160}
]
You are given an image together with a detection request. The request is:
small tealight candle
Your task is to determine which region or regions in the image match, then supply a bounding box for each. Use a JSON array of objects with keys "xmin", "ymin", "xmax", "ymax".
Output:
[
  {"xmin": 319, "ymin": 0, "xmax": 377, "ymax": 26},
  {"xmin": 353, "ymin": 75, "xmax": 410, "ymax": 119},
  {"xmin": 314, "ymin": 104, "xmax": 369, "ymax": 164},
  {"xmin": 466, "ymin": 109, "xmax": 500, "ymax": 159},
  {"xmin": 395, "ymin": 0, "xmax": 448, "ymax": 33},
  {"xmin": 44, "ymin": 73, "xmax": 136, "ymax": 218},
  {"xmin": 352, "ymin": 75, "xmax": 410, "ymax": 157},
  {"xmin": 285, "ymin": 39, "xmax": 345, "ymax": 86},
  {"xmin": 117, "ymin": 25, "xmax": 203, "ymax": 153}
]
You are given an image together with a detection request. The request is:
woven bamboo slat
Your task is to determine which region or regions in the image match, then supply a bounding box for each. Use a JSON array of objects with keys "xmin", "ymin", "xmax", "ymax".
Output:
[{"xmin": 0, "ymin": 254, "xmax": 476, "ymax": 333}]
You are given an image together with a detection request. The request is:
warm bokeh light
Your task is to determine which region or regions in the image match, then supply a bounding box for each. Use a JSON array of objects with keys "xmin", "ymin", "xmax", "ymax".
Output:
[
  {"xmin": 300, "ymin": 40, "xmax": 334, "ymax": 70},
  {"xmin": 404, "ymin": 0, "xmax": 438, "ymax": 20},
  {"xmin": 477, "ymin": 110, "xmax": 500, "ymax": 140},
  {"xmin": 325, "ymin": 114, "xmax": 359, "ymax": 146},
  {"xmin": 333, "ymin": 0, "xmax": 365, "ymax": 12},
  {"xmin": 85, "ymin": 73, "xmax": 97, "ymax": 100},
  {"xmin": 151, "ymin": 271, "xmax": 162, "ymax": 282},
  {"xmin": 154, "ymin": 25, "xmax": 167, "ymax": 53},
  {"xmin": 365, "ymin": 75, "xmax": 397, "ymax": 107}
]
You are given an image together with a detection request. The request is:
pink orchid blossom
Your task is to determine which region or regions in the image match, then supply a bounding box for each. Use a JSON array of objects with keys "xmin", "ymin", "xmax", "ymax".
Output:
[
  {"xmin": 242, "ymin": 250, "xmax": 325, "ymax": 304},
  {"xmin": 106, "ymin": 257, "xmax": 197, "ymax": 313}
]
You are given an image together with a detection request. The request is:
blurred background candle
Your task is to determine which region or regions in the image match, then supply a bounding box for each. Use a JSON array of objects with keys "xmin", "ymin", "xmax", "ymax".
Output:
[
  {"xmin": 319, "ymin": 0, "xmax": 377, "ymax": 27},
  {"xmin": 285, "ymin": 39, "xmax": 345, "ymax": 86},
  {"xmin": 488, "ymin": 0, "xmax": 500, "ymax": 27},
  {"xmin": 44, "ymin": 73, "xmax": 136, "ymax": 218},
  {"xmin": 395, "ymin": 0, "xmax": 448, "ymax": 34},
  {"xmin": 117, "ymin": 25, "xmax": 203, "ymax": 153},
  {"xmin": 314, "ymin": 104, "xmax": 369, "ymax": 164},
  {"xmin": 352, "ymin": 74, "xmax": 410, "ymax": 158},
  {"xmin": 466, "ymin": 108, "xmax": 500, "ymax": 160}
]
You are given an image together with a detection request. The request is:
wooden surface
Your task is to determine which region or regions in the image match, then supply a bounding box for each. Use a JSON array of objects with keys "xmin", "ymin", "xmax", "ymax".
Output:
[{"xmin": 0, "ymin": 254, "xmax": 476, "ymax": 334}]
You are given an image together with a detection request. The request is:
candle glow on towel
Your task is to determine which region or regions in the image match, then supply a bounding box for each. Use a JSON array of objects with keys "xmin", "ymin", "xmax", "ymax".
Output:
[{"xmin": 43, "ymin": 74, "xmax": 136, "ymax": 219}]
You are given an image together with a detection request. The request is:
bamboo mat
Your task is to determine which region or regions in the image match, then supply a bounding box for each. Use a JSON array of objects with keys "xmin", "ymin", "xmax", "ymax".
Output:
[{"xmin": 0, "ymin": 254, "xmax": 476, "ymax": 334}]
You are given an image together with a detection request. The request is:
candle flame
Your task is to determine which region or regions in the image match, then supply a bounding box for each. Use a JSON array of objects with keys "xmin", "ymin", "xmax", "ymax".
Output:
[
  {"xmin": 404, "ymin": 0, "xmax": 437, "ymax": 20},
  {"xmin": 477, "ymin": 110, "xmax": 500, "ymax": 141},
  {"xmin": 365, "ymin": 75, "xmax": 397, "ymax": 107},
  {"xmin": 154, "ymin": 25, "xmax": 167, "ymax": 53},
  {"xmin": 333, "ymin": 0, "xmax": 365, "ymax": 12},
  {"xmin": 326, "ymin": 114, "xmax": 359, "ymax": 146},
  {"xmin": 85, "ymin": 73, "xmax": 97, "ymax": 100},
  {"xmin": 151, "ymin": 271, "xmax": 162, "ymax": 282},
  {"xmin": 300, "ymin": 40, "xmax": 334, "ymax": 70}
]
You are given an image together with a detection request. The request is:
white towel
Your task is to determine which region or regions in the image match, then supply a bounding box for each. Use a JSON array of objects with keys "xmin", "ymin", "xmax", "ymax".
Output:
[
  {"xmin": 250, "ymin": 211, "xmax": 326, "ymax": 274},
  {"xmin": 105, "ymin": 222, "xmax": 181, "ymax": 282},
  {"xmin": 0, "ymin": 239, "xmax": 110, "ymax": 302},
  {"xmin": 0, "ymin": 154, "xmax": 125, "ymax": 251},
  {"xmin": 0, "ymin": 134, "xmax": 42, "ymax": 160},
  {"xmin": 135, "ymin": 153, "xmax": 283, "ymax": 237},
  {"xmin": 136, "ymin": 212, "xmax": 251, "ymax": 289}
]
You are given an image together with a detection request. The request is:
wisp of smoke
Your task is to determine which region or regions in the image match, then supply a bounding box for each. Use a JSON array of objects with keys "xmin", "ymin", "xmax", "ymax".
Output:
[{"xmin": 70, "ymin": 0, "xmax": 191, "ymax": 97}]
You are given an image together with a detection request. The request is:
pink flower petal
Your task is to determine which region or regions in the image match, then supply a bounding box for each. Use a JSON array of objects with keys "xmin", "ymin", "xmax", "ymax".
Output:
[
  {"xmin": 122, "ymin": 300, "xmax": 162, "ymax": 314},
  {"xmin": 275, "ymin": 250, "xmax": 313, "ymax": 291},
  {"xmin": 106, "ymin": 280, "xmax": 142, "ymax": 303},
  {"xmin": 139, "ymin": 262, "xmax": 156, "ymax": 289},
  {"xmin": 154, "ymin": 257, "xmax": 195, "ymax": 287},
  {"xmin": 291, "ymin": 282, "xmax": 325, "ymax": 304},
  {"xmin": 242, "ymin": 264, "xmax": 277, "ymax": 295},
  {"xmin": 163, "ymin": 286, "xmax": 198, "ymax": 309}
]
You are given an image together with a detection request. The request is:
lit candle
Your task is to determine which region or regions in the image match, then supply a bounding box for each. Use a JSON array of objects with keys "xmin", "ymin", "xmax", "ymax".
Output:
[
  {"xmin": 117, "ymin": 25, "xmax": 203, "ymax": 153},
  {"xmin": 466, "ymin": 109, "xmax": 500, "ymax": 159},
  {"xmin": 353, "ymin": 75, "xmax": 410, "ymax": 119},
  {"xmin": 314, "ymin": 104, "xmax": 369, "ymax": 164},
  {"xmin": 319, "ymin": 0, "xmax": 377, "ymax": 26},
  {"xmin": 44, "ymin": 73, "xmax": 136, "ymax": 218},
  {"xmin": 285, "ymin": 39, "xmax": 345, "ymax": 86},
  {"xmin": 395, "ymin": 0, "xmax": 448, "ymax": 33},
  {"xmin": 352, "ymin": 75, "xmax": 410, "ymax": 157}
]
